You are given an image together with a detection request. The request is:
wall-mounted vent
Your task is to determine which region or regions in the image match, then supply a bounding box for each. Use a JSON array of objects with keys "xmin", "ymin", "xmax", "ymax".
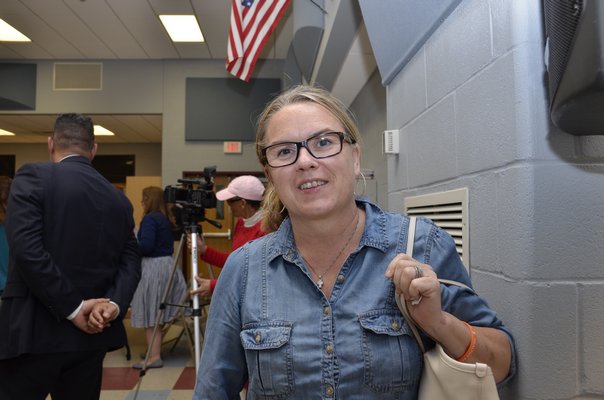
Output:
[
  {"xmin": 404, "ymin": 188, "xmax": 469, "ymax": 270},
  {"xmin": 54, "ymin": 62, "xmax": 102, "ymax": 90}
]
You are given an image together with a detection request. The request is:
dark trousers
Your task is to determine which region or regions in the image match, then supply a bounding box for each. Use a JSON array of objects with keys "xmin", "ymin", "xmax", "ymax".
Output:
[{"xmin": 0, "ymin": 348, "xmax": 107, "ymax": 400}]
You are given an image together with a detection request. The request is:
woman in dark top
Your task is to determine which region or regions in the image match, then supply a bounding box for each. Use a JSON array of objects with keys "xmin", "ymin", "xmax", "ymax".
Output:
[
  {"xmin": 0, "ymin": 176, "xmax": 12, "ymax": 296},
  {"xmin": 130, "ymin": 186, "xmax": 186, "ymax": 369}
]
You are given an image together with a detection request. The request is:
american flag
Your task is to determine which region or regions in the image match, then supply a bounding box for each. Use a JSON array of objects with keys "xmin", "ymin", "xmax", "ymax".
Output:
[{"xmin": 227, "ymin": 0, "xmax": 291, "ymax": 81}]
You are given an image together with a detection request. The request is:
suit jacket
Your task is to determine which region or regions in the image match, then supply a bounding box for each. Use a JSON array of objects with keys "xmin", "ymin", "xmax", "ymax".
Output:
[{"xmin": 0, "ymin": 156, "xmax": 141, "ymax": 359}]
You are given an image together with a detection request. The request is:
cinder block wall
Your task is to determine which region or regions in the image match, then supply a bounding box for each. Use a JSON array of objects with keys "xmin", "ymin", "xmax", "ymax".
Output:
[{"xmin": 384, "ymin": 0, "xmax": 604, "ymax": 399}]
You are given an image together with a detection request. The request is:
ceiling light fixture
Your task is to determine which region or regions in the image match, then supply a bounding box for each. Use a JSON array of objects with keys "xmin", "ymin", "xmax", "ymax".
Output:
[
  {"xmin": 159, "ymin": 15, "xmax": 204, "ymax": 42},
  {"xmin": 0, "ymin": 19, "xmax": 31, "ymax": 42},
  {"xmin": 94, "ymin": 125, "xmax": 115, "ymax": 136},
  {"xmin": 0, "ymin": 128, "xmax": 16, "ymax": 136}
]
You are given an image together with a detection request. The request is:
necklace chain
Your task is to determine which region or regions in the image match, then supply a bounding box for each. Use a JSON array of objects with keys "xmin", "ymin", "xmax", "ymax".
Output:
[{"xmin": 304, "ymin": 210, "xmax": 360, "ymax": 289}]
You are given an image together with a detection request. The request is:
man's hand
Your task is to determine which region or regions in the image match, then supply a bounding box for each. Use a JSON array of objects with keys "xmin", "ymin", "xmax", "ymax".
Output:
[
  {"xmin": 88, "ymin": 301, "xmax": 119, "ymax": 332},
  {"xmin": 71, "ymin": 298, "xmax": 109, "ymax": 334}
]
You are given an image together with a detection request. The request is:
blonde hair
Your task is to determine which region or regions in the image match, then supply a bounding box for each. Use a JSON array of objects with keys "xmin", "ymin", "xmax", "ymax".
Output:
[
  {"xmin": 142, "ymin": 186, "xmax": 166, "ymax": 216},
  {"xmin": 255, "ymin": 85, "xmax": 361, "ymax": 232}
]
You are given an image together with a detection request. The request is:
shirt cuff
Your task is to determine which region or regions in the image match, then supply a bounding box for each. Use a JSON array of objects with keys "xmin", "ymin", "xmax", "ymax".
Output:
[
  {"xmin": 109, "ymin": 301, "xmax": 121, "ymax": 319},
  {"xmin": 67, "ymin": 301, "xmax": 84, "ymax": 320}
]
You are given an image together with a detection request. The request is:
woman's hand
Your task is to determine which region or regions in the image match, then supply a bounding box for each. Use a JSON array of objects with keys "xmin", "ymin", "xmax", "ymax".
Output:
[
  {"xmin": 384, "ymin": 253, "xmax": 442, "ymax": 338},
  {"xmin": 385, "ymin": 254, "xmax": 513, "ymax": 382},
  {"xmin": 190, "ymin": 275, "xmax": 212, "ymax": 300},
  {"xmin": 186, "ymin": 233, "xmax": 208, "ymax": 255}
]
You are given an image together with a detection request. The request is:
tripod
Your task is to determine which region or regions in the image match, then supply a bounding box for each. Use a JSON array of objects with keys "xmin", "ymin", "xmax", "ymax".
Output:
[
  {"xmin": 132, "ymin": 217, "xmax": 220, "ymax": 399},
  {"xmin": 188, "ymin": 223, "xmax": 204, "ymax": 370}
]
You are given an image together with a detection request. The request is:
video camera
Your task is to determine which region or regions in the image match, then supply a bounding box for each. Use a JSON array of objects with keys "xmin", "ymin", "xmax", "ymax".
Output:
[{"xmin": 164, "ymin": 166, "xmax": 219, "ymax": 228}]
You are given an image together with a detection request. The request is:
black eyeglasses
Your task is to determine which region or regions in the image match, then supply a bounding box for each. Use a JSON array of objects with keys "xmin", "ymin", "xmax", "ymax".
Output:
[{"xmin": 261, "ymin": 131, "xmax": 355, "ymax": 168}]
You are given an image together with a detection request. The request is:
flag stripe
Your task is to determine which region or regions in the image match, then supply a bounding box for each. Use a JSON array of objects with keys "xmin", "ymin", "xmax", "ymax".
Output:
[
  {"xmin": 243, "ymin": 1, "xmax": 277, "ymax": 56},
  {"xmin": 228, "ymin": 3, "xmax": 244, "ymax": 60},
  {"xmin": 239, "ymin": 1, "xmax": 278, "ymax": 79},
  {"xmin": 226, "ymin": 0, "xmax": 291, "ymax": 81}
]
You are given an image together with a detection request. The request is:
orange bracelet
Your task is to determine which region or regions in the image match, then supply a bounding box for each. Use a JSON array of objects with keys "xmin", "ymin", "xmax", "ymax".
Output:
[{"xmin": 456, "ymin": 322, "xmax": 477, "ymax": 362}]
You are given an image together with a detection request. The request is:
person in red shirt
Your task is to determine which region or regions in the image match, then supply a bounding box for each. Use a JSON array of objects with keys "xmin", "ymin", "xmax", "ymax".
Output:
[{"xmin": 191, "ymin": 175, "xmax": 267, "ymax": 298}]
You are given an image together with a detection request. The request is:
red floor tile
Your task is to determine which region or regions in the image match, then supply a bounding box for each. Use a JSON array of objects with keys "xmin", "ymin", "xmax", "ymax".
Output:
[
  {"xmin": 173, "ymin": 367, "xmax": 196, "ymax": 390},
  {"xmin": 102, "ymin": 367, "xmax": 142, "ymax": 390}
]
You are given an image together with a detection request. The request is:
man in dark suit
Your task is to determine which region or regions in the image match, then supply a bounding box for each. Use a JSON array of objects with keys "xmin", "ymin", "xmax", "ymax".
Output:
[{"xmin": 0, "ymin": 114, "xmax": 141, "ymax": 400}]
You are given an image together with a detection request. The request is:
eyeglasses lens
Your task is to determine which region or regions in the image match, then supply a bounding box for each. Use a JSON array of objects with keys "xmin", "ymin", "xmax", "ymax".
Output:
[{"xmin": 264, "ymin": 132, "xmax": 345, "ymax": 168}]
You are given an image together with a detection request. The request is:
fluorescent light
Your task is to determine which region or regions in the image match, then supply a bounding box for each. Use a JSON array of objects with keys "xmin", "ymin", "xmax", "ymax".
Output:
[
  {"xmin": 94, "ymin": 125, "xmax": 115, "ymax": 136},
  {"xmin": 159, "ymin": 15, "xmax": 204, "ymax": 42},
  {"xmin": 0, "ymin": 128, "xmax": 16, "ymax": 136},
  {"xmin": 0, "ymin": 19, "xmax": 31, "ymax": 42}
]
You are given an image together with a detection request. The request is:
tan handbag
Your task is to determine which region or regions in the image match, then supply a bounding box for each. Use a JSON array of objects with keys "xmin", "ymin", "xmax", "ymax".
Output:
[{"xmin": 396, "ymin": 216, "xmax": 500, "ymax": 400}]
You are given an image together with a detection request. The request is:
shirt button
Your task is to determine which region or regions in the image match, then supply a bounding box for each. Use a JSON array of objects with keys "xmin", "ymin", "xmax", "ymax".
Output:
[
  {"xmin": 325, "ymin": 384, "xmax": 334, "ymax": 397},
  {"xmin": 391, "ymin": 321, "xmax": 400, "ymax": 330},
  {"xmin": 337, "ymin": 274, "xmax": 345, "ymax": 283},
  {"xmin": 323, "ymin": 306, "xmax": 330, "ymax": 315},
  {"xmin": 255, "ymin": 333, "xmax": 261, "ymax": 343},
  {"xmin": 325, "ymin": 344, "xmax": 334, "ymax": 354}
]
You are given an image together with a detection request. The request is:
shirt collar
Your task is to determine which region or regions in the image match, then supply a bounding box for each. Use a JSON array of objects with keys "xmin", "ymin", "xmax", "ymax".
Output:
[
  {"xmin": 58, "ymin": 154, "xmax": 81, "ymax": 162},
  {"xmin": 265, "ymin": 198, "xmax": 391, "ymax": 264},
  {"xmin": 243, "ymin": 209, "xmax": 264, "ymax": 228}
]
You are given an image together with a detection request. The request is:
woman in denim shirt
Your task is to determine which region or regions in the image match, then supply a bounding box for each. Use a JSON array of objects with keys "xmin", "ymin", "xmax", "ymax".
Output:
[{"xmin": 194, "ymin": 86, "xmax": 516, "ymax": 399}]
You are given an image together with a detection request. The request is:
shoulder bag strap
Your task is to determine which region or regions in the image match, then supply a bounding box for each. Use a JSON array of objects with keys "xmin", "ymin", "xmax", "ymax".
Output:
[
  {"xmin": 397, "ymin": 217, "xmax": 426, "ymax": 352},
  {"xmin": 397, "ymin": 216, "xmax": 471, "ymax": 353}
]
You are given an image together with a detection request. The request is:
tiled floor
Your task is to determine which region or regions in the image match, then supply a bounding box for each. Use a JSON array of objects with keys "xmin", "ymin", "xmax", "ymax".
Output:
[{"xmin": 100, "ymin": 318, "xmax": 197, "ymax": 400}]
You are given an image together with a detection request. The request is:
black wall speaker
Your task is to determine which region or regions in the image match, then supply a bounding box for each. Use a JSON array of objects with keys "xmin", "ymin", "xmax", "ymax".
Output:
[{"xmin": 544, "ymin": 0, "xmax": 604, "ymax": 135}]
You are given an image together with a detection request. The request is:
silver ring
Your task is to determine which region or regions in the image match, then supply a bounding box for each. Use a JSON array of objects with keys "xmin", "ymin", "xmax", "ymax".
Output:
[{"xmin": 414, "ymin": 265, "xmax": 424, "ymax": 279}]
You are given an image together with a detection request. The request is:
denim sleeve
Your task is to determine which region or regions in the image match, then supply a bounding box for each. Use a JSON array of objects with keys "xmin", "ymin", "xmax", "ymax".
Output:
[
  {"xmin": 193, "ymin": 246, "xmax": 248, "ymax": 400},
  {"xmin": 416, "ymin": 217, "xmax": 518, "ymax": 386}
]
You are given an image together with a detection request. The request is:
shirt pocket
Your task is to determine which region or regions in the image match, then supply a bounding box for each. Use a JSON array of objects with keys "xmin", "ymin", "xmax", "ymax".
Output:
[
  {"xmin": 240, "ymin": 321, "xmax": 294, "ymax": 398},
  {"xmin": 358, "ymin": 310, "xmax": 422, "ymax": 393}
]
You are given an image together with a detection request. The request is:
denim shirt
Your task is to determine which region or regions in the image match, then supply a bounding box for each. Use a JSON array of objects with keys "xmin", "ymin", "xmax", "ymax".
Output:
[{"xmin": 194, "ymin": 199, "xmax": 516, "ymax": 400}]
